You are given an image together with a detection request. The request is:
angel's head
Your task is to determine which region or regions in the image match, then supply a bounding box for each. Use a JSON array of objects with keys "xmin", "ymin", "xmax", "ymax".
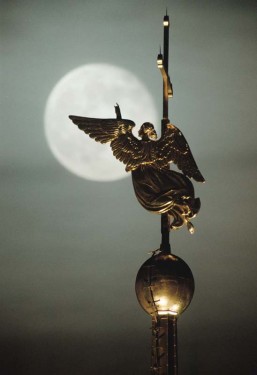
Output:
[{"xmin": 138, "ymin": 122, "xmax": 157, "ymax": 140}]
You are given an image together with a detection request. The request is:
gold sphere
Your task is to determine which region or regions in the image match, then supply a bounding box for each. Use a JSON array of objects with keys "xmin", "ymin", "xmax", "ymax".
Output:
[{"xmin": 135, "ymin": 252, "xmax": 194, "ymax": 317}]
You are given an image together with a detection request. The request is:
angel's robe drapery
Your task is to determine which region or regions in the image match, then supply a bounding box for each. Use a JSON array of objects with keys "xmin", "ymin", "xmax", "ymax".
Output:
[
  {"xmin": 69, "ymin": 114, "xmax": 204, "ymax": 229},
  {"xmin": 132, "ymin": 166, "xmax": 200, "ymax": 228}
]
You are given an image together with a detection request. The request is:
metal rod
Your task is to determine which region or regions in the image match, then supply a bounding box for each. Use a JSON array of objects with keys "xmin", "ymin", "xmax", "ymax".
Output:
[
  {"xmin": 160, "ymin": 14, "xmax": 171, "ymax": 253},
  {"xmin": 162, "ymin": 14, "xmax": 169, "ymax": 122},
  {"xmin": 167, "ymin": 316, "xmax": 178, "ymax": 375},
  {"xmin": 151, "ymin": 315, "xmax": 178, "ymax": 375}
]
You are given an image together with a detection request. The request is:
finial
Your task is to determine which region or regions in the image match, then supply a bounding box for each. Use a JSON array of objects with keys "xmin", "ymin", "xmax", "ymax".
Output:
[{"xmin": 163, "ymin": 11, "xmax": 169, "ymax": 26}]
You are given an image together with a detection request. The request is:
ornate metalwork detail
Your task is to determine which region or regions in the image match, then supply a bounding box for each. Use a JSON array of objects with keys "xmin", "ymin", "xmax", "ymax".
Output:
[{"xmin": 69, "ymin": 105, "xmax": 204, "ymax": 232}]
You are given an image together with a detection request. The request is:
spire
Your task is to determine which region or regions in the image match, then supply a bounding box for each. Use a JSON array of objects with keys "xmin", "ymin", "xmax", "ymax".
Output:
[{"xmin": 157, "ymin": 13, "xmax": 173, "ymax": 253}]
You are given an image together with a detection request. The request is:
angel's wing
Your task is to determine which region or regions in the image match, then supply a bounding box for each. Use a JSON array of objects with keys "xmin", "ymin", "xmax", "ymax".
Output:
[
  {"xmin": 155, "ymin": 124, "xmax": 205, "ymax": 182},
  {"xmin": 69, "ymin": 116, "xmax": 135, "ymax": 143},
  {"xmin": 69, "ymin": 115, "xmax": 144, "ymax": 171}
]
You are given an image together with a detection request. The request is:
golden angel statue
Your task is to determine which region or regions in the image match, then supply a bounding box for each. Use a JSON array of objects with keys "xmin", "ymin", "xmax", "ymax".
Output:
[{"xmin": 69, "ymin": 105, "xmax": 205, "ymax": 233}]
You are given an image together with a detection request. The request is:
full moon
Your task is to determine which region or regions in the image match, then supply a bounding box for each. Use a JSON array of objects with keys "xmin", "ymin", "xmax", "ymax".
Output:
[{"xmin": 44, "ymin": 64, "xmax": 158, "ymax": 181}]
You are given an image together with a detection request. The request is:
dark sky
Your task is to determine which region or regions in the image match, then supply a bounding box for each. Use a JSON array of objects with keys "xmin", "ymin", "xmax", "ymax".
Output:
[{"xmin": 1, "ymin": 1, "xmax": 257, "ymax": 374}]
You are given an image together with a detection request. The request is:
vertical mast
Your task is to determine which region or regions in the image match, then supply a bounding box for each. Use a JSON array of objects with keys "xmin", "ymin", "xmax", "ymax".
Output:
[
  {"xmin": 158, "ymin": 13, "xmax": 173, "ymax": 253},
  {"xmin": 136, "ymin": 13, "xmax": 197, "ymax": 375},
  {"xmin": 152, "ymin": 14, "xmax": 178, "ymax": 375},
  {"xmin": 162, "ymin": 13, "xmax": 169, "ymax": 122},
  {"xmin": 151, "ymin": 314, "xmax": 178, "ymax": 375}
]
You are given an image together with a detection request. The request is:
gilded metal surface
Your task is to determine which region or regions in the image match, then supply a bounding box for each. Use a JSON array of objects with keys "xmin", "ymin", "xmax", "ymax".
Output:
[
  {"xmin": 135, "ymin": 252, "xmax": 194, "ymax": 375},
  {"xmin": 135, "ymin": 253, "xmax": 194, "ymax": 317},
  {"xmin": 69, "ymin": 109, "xmax": 204, "ymax": 232},
  {"xmin": 151, "ymin": 316, "xmax": 178, "ymax": 375}
]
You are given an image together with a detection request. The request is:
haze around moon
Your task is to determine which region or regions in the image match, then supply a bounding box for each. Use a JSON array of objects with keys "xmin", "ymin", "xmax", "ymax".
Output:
[{"xmin": 44, "ymin": 64, "xmax": 158, "ymax": 181}]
